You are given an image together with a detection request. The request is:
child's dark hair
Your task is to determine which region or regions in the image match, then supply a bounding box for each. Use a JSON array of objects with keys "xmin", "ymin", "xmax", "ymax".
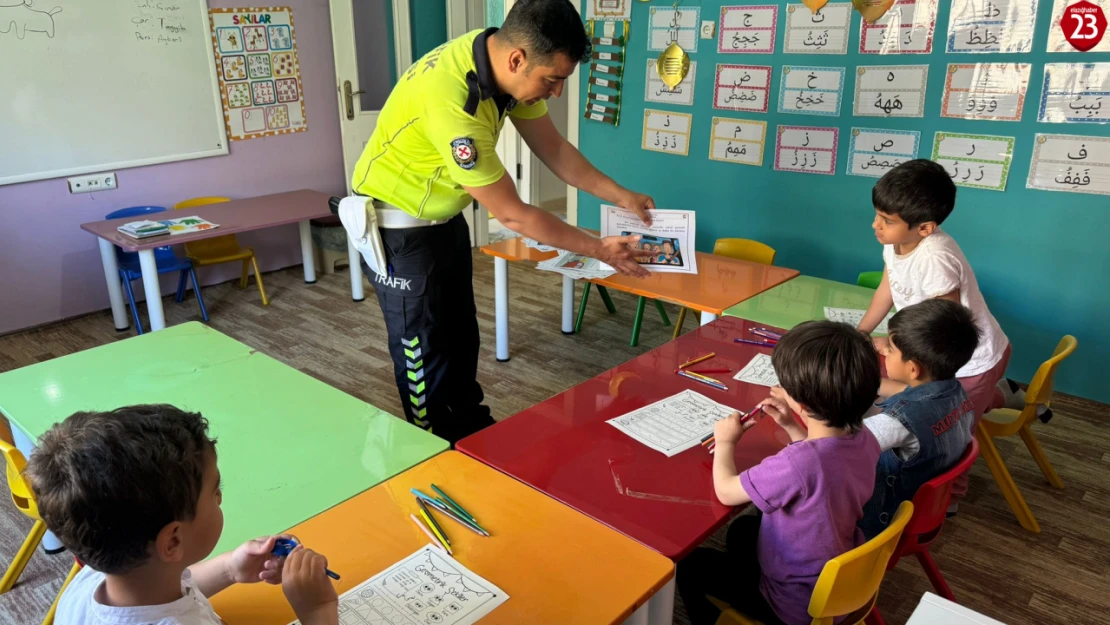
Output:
[
  {"xmin": 888, "ymin": 299, "xmax": 981, "ymax": 380},
  {"xmin": 872, "ymin": 159, "xmax": 957, "ymax": 226},
  {"xmin": 25, "ymin": 405, "xmax": 217, "ymax": 574},
  {"xmin": 771, "ymin": 321, "xmax": 881, "ymax": 429}
]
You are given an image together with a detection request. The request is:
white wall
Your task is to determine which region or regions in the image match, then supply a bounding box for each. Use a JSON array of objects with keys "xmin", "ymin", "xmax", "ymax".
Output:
[{"xmin": 538, "ymin": 92, "xmax": 568, "ymax": 205}]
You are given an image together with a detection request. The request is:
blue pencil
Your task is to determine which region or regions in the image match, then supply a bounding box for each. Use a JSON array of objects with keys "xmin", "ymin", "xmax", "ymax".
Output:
[{"xmin": 734, "ymin": 338, "xmax": 775, "ymax": 347}]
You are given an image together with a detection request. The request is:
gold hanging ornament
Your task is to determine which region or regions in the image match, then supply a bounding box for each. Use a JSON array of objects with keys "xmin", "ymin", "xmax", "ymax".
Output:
[
  {"xmin": 656, "ymin": 41, "xmax": 689, "ymax": 89},
  {"xmin": 852, "ymin": 0, "xmax": 895, "ymax": 23}
]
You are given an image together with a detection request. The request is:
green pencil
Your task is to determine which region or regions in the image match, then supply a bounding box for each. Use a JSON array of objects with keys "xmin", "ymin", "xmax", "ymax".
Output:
[
  {"xmin": 416, "ymin": 498, "xmax": 450, "ymax": 546},
  {"xmin": 431, "ymin": 483, "xmax": 478, "ymax": 523}
]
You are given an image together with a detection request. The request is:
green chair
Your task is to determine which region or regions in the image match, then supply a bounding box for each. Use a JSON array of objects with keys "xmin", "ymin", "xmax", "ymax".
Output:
[{"xmin": 857, "ymin": 271, "xmax": 883, "ymax": 289}]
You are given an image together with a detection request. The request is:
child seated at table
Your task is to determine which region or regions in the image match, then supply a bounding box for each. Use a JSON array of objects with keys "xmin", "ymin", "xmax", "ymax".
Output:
[
  {"xmin": 860, "ymin": 299, "xmax": 979, "ymax": 538},
  {"xmin": 26, "ymin": 405, "xmax": 340, "ymax": 625},
  {"xmin": 677, "ymin": 321, "xmax": 882, "ymax": 625}
]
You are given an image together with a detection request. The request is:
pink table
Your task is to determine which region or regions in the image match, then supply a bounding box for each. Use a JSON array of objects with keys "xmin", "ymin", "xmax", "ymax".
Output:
[{"xmin": 80, "ymin": 190, "xmax": 366, "ymax": 332}]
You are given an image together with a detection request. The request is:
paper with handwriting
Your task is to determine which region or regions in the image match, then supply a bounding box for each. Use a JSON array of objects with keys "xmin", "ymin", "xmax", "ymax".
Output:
[
  {"xmin": 607, "ymin": 390, "xmax": 738, "ymax": 457},
  {"xmin": 824, "ymin": 307, "xmax": 893, "ymax": 334},
  {"xmin": 942, "ymin": 63, "xmax": 1030, "ymax": 121},
  {"xmin": 860, "ymin": 0, "xmax": 939, "ymax": 54},
  {"xmin": 853, "ymin": 65, "xmax": 928, "ymax": 118},
  {"xmin": 778, "ymin": 66, "xmax": 846, "ymax": 116},
  {"xmin": 775, "ymin": 125, "xmax": 839, "ymax": 175},
  {"xmin": 733, "ymin": 354, "xmax": 780, "ymax": 388},
  {"xmin": 1038, "ymin": 63, "xmax": 1110, "ymax": 124},
  {"xmin": 719, "ymin": 5, "xmax": 779, "ymax": 54},
  {"xmin": 715, "ymin": 64, "xmax": 773, "ymax": 112},
  {"xmin": 287, "ymin": 546, "xmax": 508, "ymax": 625},
  {"xmin": 847, "ymin": 128, "xmax": 921, "ymax": 177},
  {"xmin": 932, "ymin": 132, "xmax": 1015, "ymax": 191},
  {"xmin": 946, "ymin": 0, "xmax": 1039, "ymax": 53},
  {"xmin": 784, "ymin": 3, "xmax": 852, "ymax": 54},
  {"xmin": 642, "ymin": 110, "xmax": 692, "ymax": 156},
  {"xmin": 646, "ymin": 59, "xmax": 696, "ymax": 106},
  {"xmin": 710, "ymin": 118, "xmax": 767, "ymax": 166},
  {"xmin": 1027, "ymin": 134, "xmax": 1110, "ymax": 196}
]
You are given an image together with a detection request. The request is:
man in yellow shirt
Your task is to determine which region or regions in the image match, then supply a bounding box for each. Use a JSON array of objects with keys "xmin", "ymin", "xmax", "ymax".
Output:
[{"xmin": 348, "ymin": 0, "xmax": 653, "ymax": 444}]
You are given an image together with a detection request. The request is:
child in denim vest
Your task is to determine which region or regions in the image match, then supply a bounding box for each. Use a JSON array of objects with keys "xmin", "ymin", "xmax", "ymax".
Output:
[{"xmin": 861, "ymin": 299, "xmax": 980, "ymax": 538}]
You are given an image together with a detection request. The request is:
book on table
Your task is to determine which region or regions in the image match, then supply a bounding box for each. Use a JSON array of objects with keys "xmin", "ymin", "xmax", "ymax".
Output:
[{"xmin": 117, "ymin": 217, "xmax": 220, "ymax": 239}]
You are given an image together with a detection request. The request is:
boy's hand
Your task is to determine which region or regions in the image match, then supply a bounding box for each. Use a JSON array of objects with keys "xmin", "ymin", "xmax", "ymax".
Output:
[
  {"xmin": 226, "ymin": 535, "xmax": 290, "ymax": 585},
  {"xmin": 759, "ymin": 393, "xmax": 795, "ymax": 429},
  {"xmin": 714, "ymin": 411, "xmax": 755, "ymax": 445},
  {"xmin": 282, "ymin": 546, "xmax": 338, "ymax": 622}
]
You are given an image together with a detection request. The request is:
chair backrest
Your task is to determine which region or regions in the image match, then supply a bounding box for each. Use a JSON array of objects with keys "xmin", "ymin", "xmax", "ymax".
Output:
[
  {"xmin": 808, "ymin": 501, "xmax": 913, "ymax": 625},
  {"xmin": 0, "ymin": 439, "xmax": 39, "ymax": 520},
  {"xmin": 893, "ymin": 438, "xmax": 980, "ymax": 561},
  {"xmin": 856, "ymin": 271, "xmax": 883, "ymax": 289},
  {"xmin": 713, "ymin": 238, "xmax": 776, "ymax": 265},
  {"xmin": 1023, "ymin": 336, "xmax": 1078, "ymax": 409},
  {"xmin": 173, "ymin": 197, "xmax": 237, "ymax": 259},
  {"xmin": 105, "ymin": 206, "xmax": 172, "ymax": 265}
]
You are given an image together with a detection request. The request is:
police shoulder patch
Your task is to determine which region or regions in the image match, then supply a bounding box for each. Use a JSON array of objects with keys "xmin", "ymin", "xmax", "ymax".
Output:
[{"xmin": 450, "ymin": 137, "xmax": 478, "ymax": 170}]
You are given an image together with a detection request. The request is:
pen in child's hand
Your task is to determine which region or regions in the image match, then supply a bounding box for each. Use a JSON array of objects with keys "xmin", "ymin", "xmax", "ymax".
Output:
[{"xmin": 272, "ymin": 538, "xmax": 340, "ymax": 580}]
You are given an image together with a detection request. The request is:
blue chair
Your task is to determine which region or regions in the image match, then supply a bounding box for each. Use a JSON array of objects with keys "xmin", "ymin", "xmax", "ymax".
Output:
[{"xmin": 105, "ymin": 206, "xmax": 209, "ymax": 334}]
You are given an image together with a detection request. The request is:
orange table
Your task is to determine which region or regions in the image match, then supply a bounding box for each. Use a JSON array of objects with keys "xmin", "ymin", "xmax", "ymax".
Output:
[
  {"xmin": 209, "ymin": 451, "xmax": 675, "ymax": 625},
  {"xmin": 480, "ymin": 237, "xmax": 799, "ymax": 361}
]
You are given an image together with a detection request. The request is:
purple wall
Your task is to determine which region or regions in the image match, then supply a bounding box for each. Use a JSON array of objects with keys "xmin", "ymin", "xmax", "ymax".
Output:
[{"xmin": 0, "ymin": 0, "xmax": 346, "ymax": 335}]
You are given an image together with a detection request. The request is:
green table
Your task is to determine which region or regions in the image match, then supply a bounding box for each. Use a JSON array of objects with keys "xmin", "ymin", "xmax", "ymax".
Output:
[
  {"xmin": 0, "ymin": 323, "xmax": 447, "ymax": 556},
  {"xmin": 723, "ymin": 275, "xmax": 888, "ymax": 335}
]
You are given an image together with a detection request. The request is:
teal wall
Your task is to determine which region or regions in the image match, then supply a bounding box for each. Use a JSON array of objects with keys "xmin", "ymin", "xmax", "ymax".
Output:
[
  {"xmin": 578, "ymin": 2, "xmax": 1110, "ymax": 402},
  {"xmin": 487, "ymin": 0, "xmax": 505, "ymax": 28},
  {"xmin": 410, "ymin": 0, "xmax": 449, "ymax": 58}
]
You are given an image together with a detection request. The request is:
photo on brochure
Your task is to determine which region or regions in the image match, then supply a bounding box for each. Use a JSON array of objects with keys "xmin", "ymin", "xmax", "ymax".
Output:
[{"xmin": 624, "ymin": 232, "xmax": 685, "ymax": 268}]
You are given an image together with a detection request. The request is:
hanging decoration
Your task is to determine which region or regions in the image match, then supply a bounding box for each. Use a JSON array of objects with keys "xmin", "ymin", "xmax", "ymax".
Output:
[
  {"xmin": 853, "ymin": 0, "xmax": 896, "ymax": 23},
  {"xmin": 585, "ymin": 20, "xmax": 629, "ymax": 126},
  {"xmin": 656, "ymin": 40, "xmax": 690, "ymax": 88}
]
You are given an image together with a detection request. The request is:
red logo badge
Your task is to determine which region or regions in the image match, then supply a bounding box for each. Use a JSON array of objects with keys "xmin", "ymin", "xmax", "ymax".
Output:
[{"xmin": 1061, "ymin": 1, "xmax": 1107, "ymax": 52}]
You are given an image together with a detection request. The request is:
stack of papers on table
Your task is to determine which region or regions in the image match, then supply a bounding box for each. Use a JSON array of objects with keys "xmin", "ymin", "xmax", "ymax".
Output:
[
  {"xmin": 523, "ymin": 237, "xmax": 557, "ymax": 252},
  {"xmin": 536, "ymin": 250, "xmax": 616, "ymax": 280}
]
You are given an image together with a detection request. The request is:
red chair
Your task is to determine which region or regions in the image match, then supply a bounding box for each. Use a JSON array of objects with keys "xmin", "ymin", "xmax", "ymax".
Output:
[{"xmin": 886, "ymin": 438, "xmax": 979, "ymax": 601}]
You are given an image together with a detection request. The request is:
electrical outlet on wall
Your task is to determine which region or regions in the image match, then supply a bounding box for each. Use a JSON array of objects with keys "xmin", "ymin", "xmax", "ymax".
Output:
[
  {"xmin": 700, "ymin": 20, "xmax": 716, "ymax": 39},
  {"xmin": 68, "ymin": 172, "xmax": 118, "ymax": 194}
]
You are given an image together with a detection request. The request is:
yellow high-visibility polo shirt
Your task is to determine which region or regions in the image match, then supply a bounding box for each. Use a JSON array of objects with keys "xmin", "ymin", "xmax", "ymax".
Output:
[{"xmin": 350, "ymin": 28, "xmax": 548, "ymax": 221}]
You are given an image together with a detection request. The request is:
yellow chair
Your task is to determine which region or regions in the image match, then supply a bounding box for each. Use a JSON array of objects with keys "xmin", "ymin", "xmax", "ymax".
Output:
[
  {"xmin": 173, "ymin": 197, "xmax": 269, "ymax": 306},
  {"xmin": 713, "ymin": 502, "xmax": 913, "ymax": 625},
  {"xmin": 674, "ymin": 238, "xmax": 777, "ymax": 339},
  {"xmin": 0, "ymin": 439, "xmax": 82, "ymax": 625},
  {"xmin": 975, "ymin": 336, "xmax": 1077, "ymax": 533}
]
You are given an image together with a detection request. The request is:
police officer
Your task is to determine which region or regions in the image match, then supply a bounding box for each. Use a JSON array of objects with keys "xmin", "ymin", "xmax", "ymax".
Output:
[{"xmin": 349, "ymin": 0, "xmax": 653, "ymax": 444}]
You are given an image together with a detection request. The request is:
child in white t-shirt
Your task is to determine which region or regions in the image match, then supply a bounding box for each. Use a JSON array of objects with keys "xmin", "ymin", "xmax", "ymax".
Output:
[
  {"xmin": 858, "ymin": 159, "xmax": 1010, "ymax": 503},
  {"xmin": 26, "ymin": 405, "xmax": 340, "ymax": 625}
]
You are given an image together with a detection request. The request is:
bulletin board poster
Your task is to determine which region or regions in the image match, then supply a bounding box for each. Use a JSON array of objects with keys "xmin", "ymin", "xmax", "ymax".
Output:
[{"xmin": 210, "ymin": 7, "xmax": 307, "ymax": 141}]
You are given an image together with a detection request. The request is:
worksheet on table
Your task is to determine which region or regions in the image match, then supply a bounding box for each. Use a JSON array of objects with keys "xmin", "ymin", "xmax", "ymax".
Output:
[
  {"xmin": 734, "ymin": 354, "xmax": 780, "ymax": 387},
  {"xmin": 607, "ymin": 390, "xmax": 738, "ymax": 457},
  {"xmin": 288, "ymin": 546, "xmax": 508, "ymax": 625}
]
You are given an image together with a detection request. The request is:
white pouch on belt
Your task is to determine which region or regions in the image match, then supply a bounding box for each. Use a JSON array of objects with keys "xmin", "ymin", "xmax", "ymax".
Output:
[{"xmin": 338, "ymin": 196, "xmax": 388, "ymax": 278}]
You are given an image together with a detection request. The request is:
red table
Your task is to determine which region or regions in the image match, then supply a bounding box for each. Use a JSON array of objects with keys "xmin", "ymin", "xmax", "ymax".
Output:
[{"xmin": 457, "ymin": 316, "xmax": 792, "ymax": 561}]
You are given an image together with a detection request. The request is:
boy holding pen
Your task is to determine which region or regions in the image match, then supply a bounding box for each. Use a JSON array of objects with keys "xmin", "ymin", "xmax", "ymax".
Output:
[
  {"xmin": 677, "ymin": 322, "xmax": 882, "ymax": 625},
  {"xmin": 859, "ymin": 160, "xmax": 1011, "ymax": 504},
  {"xmin": 27, "ymin": 405, "xmax": 341, "ymax": 625}
]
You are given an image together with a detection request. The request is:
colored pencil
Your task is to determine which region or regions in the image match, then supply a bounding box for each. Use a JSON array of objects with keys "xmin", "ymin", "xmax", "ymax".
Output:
[
  {"xmin": 756, "ymin": 328, "xmax": 783, "ymax": 338},
  {"xmin": 417, "ymin": 506, "xmax": 452, "ymax": 554},
  {"xmin": 416, "ymin": 498, "xmax": 450, "ymax": 545},
  {"xmin": 687, "ymin": 368, "xmax": 731, "ymax": 374},
  {"xmin": 431, "ymin": 483, "xmax": 478, "ymax": 523},
  {"xmin": 678, "ymin": 352, "xmax": 716, "ymax": 369},
  {"xmin": 751, "ymin": 328, "xmax": 781, "ymax": 340},
  {"xmin": 702, "ymin": 405, "xmax": 766, "ymax": 449},
  {"xmin": 410, "ymin": 513, "xmax": 449, "ymax": 553},
  {"xmin": 427, "ymin": 499, "xmax": 490, "ymax": 537},
  {"xmin": 734, "ymin": 338, "xmax": 775, "ymax": 347},
  {"xmin": 678, "ymin": 370, "xmax": 728, "ymax": 391}
]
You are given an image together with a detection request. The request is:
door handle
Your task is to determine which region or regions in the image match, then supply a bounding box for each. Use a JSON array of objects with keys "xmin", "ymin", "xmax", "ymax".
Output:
[{"xmin": 343, "ymin": 80, "xmax": 366, "ymax": 120}]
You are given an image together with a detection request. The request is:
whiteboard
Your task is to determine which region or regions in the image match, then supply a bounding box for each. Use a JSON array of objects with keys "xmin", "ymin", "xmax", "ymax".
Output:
[{"xmin": 0, "ymin": 0, "xmax": 228, "ymax": 186}]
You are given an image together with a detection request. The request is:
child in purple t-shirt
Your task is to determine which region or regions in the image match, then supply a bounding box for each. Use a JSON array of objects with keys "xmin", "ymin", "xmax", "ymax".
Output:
[{"xmin": 677, "ymin": 321, "xmax": 883, "ymax": 625}]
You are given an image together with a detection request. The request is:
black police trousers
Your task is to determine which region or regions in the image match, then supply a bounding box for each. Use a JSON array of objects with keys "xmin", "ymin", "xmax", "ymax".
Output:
[{"xmin": 366, "ymin": 214, "xmax": 495, "ymax": 445}]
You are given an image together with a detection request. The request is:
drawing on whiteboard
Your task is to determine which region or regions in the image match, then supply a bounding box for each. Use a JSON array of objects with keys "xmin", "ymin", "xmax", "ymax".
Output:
[{"xmin": 0, "ymin": 1, "xmax": 62, "ymax": 40}]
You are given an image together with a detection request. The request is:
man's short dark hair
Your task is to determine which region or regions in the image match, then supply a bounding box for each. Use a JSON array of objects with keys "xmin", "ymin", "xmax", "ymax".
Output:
[
  {"xmin": 499, "ymin": 0, "xmax": 591, "ymax": 65},
  {"xmin": 25, "ymin": 405, "xmax": 216, "ymax": 574},
  {"xmin": 872, "ymin": 159, "xmax": 957, "ymax": 226},
  {"xmin": 888, "ymin": 299, "xmax": 981, "ymax": 380},
  {"xmin": 771, "ymin": 321, "xmax": 881, "ymax": 429}
]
